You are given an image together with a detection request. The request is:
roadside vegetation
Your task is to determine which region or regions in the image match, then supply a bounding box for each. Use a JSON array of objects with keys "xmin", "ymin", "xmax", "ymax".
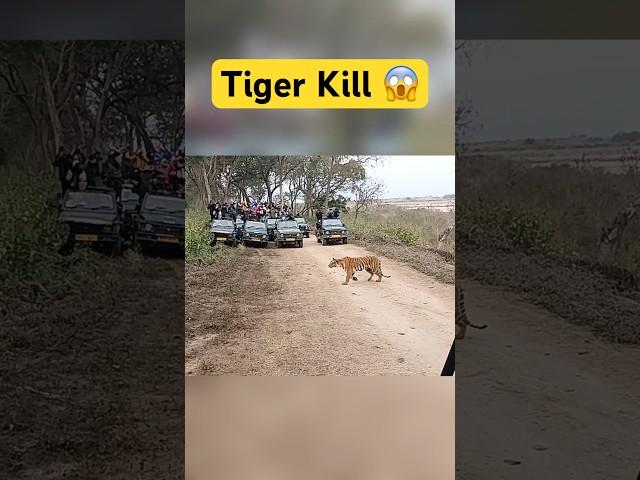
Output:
[
  {"xmin": 185, "ymin": 156, "xmax": 456, "ymax": 281},
  {"xmin": 0, "ymin": 166, "xmax": 107, "ymax": 303},
  {"xmin": 343, "ymin": 205, "xmax": 454, "ymax": 252},
  {"xmin": 185, "ymin": 207, "xmax": 241, "ymax": 266},
  {"xmin": 458, "ymin": 156, "xmax": 640, "ymax": 343},
  {"xmin": 458, "ymin": 157, "xmax": 640, "ymax": 271},
  {"xmin": 340, "ymin": 205, "xmax": 455, "ymax": 284}
]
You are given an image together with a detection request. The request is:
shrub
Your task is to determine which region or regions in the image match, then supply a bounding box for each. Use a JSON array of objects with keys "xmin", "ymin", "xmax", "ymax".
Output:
[
  {"xmin": 457, "ymin": 199, "xmax": 554, "ymax": 253},
  {"xmin": 0, "ymin": 166, "xmax": 63, "ymax": 276}
]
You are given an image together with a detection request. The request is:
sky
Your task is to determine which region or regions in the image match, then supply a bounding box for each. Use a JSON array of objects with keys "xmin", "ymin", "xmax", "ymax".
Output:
[
  {"xmin": 457, "ymin": 40, "xmax": 640, "ymax": 142},
  {"xmin": 368, "ymin": 156, "xmax": 454, "ymax": 198}
]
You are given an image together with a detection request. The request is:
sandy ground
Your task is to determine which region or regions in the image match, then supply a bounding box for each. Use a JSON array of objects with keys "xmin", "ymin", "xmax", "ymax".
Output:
[
  {"xmin": 186, "ymin": 377, "xmax": 454, "ymax": 480},
  {"xmin": 185, "ymin": 236, "xmax": 454, "ymax": 375},
  {"xmin": 456, "ymin": 280, "xmax": 640, "ymax": 480}
]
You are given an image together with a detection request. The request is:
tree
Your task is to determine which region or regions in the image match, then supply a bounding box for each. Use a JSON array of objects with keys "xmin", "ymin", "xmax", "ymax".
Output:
[
  {"xmin": 0, "ymin": 41, "xmax": 184, "ymax": 171},
  {"xmin": 351, "ymin": 177, "xmax": 383, "ymax": 221},
  {"xmin": 455, "ymin": 41, "xmax": 481, "ymax": 156},
  {"xmin": 185, "ymin": 155, "xmax": 377, "ymax": 214},
  {"xmin": 599, "ymin": 195, "xmax": 640, "ymax": 262}
]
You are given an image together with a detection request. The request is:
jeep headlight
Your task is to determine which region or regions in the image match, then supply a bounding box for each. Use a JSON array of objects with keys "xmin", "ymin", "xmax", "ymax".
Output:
[
  {"xmin": 344, "ymin": 230, "xmax": 348, "ymax": 235},
  {"xmin": 144, "ymin": 223, "xmax": 153, "ymax": 232},
  {"xmin": 297, "ymin": 233, "xmax": 302, "ymax": 238},
  {"xmin": 324, "ymin": 230, "xmax": 330, "ymax": 235}
]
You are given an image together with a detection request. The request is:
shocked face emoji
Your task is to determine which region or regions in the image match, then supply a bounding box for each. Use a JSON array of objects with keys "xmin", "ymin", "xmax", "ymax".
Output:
[{"xmin": 385, "ymin": 66, "xmax": 418, "ymax": 102}]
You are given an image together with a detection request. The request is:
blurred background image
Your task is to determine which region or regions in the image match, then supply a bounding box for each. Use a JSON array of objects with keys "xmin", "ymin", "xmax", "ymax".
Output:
[
  {"xmin": 456, "ymin": 40, "xmax": 640, "ymax": 479},
  {"xmin": 186, "ymin": 0, "xmax": 454, "ymax": 155},
  {"xmin": 0, "ymin": 40, "xmax": 185, "ymax": 477},
  {"xmin": 187, "ymin": 377, "xmax": 454, "ymax": 480}
]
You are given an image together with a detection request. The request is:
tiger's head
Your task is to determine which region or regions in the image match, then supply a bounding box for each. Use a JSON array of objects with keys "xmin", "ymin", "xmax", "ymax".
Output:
[{"xmin": 328, "ymin": 257, "xmax": 342, "ymax": 268}]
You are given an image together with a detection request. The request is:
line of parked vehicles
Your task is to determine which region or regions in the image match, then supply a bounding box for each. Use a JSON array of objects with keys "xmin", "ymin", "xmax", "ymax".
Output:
[
  {"xmin": 210, "ymin": 216, "xmax": 350, "ymax": 248},
  {"xmin": 58, "ymin": 185, "xmax": 185, "ymax": 255}
]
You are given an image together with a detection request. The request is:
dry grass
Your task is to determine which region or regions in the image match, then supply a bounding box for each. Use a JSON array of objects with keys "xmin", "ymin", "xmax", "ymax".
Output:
[
  {"xmin": 340, "ymin": 205, "xmax": 455, "ymax": 283},
  {"xmin": 185, "ymin": 248, "xmax": 281, "ymax": 374},
  {"xmin": 343, "ymin": 205, "xmax": 454, "ymax": 251}
]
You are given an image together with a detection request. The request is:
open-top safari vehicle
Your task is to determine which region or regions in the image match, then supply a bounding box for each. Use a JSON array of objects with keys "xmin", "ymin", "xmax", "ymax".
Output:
[
  {"xmin": 295, "ymin": 217, "xmax": 310, "ymax": 238},
  {"xmin": 315, "ymin": 218, "xmax": 349, "ymax": 246},
  {"xmin": 275, "ymin": 219, "xmax": 303, "ymax": 248},
  {"xmin": 59, "ymin": 188, "xmax": 122, "ymax": 255},
  {"xmin": 133, "ymin": 193, "xmax": 185, "ymax": 250},
  {"xmin": 210, "ymin": 218, "xmax": 239, "ymax": 247}
]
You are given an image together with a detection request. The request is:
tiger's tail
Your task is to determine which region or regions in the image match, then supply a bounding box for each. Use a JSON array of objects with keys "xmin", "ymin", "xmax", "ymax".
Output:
[{"xmin": 469, "ymin": 322, "xmax": 487, "ymax": 329}]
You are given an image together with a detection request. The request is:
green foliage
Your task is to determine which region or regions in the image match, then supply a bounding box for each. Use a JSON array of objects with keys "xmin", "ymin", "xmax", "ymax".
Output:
[
  {"xmin": 0, "ymin": 166, "xmax": 63, "ymax": 275},
  {"xmin": 185, "ymin": 208, "xmax": 213, "ymax": 264},
  {"xmin": 328, "ymin": 195, "xmax": 349, "ymax": 211},
  {"xmin": 457, "ymin": 199, "xmax": 554, "ymax": 252},
  {"xmin": 457, "ymin": 157, "xmax": 640, "ymax": 270},
  {"xmin": 0, "ymin": 166, "xmax": 146, "ymax": 303},
  {"xmin": 185, "ymin": 208, "xmax": 239, "ymax": 265}
]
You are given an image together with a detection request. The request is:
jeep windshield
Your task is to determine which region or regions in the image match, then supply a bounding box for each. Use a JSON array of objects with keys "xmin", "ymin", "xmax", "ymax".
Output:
[
  {"xmin": 212, "ymin": 219, "xmax": 234, "ymax": 228},
  {"xmin": 64, "ymin": 192, "xmax": 115, "ymax": 211},
  {"xmin": 295, "ymin": 218, "xmax": 306, "ymax": 224},
  {"xmin": 244, "ymin": 221, "xmax": 266, "ymax": 233},
  {"xmin": 142, "ymin": 195, "xmax": 184, "ymax": 213},
  {"xmin": 121, "ymin": 190, "xmax": 139, "ymax": 203},
  {"xmin": 322, "ymin": 219, "xmax": 344, "ymax": 227},
  {"xmin": 278, "ymin": 220, "xmax": 299, "ymax": 229}
]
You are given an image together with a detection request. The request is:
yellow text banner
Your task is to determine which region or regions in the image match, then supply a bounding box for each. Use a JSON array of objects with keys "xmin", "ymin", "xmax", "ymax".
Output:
[{"xmin": 211, "ymin": 59, "xmax": 428, "ymax": 109}]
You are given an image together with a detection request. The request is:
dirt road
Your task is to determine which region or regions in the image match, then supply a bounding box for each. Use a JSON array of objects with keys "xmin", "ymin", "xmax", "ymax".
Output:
[
  {"xmin": 185, "ymin": 236, "xmax": 454, "ymax": 375},
  {"xmin": 3, "ymin": 254, "xmax": 184, "ymax": 478},
  {"xmin": 456, "ymin": 280, "xmax": 640, "ymax": 480}
]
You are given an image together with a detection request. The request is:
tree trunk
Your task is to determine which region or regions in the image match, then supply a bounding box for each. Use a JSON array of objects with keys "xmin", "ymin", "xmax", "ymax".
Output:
[
  {"xmin": 324, "ymin": 156, "xmax": 336, "ymax": 210},
  {"xmin": 279, "ymin": 157, "xmax": 284, "ymax": 209},
  {"xmin": 202, "ymin": 164, "xmax": 212, "ymax": 204},
  {"xmin": 39, "ymin": 54, "xmax": 62, "ymax": 156},
  {"xmin": 92, "ymin": 44, "xmax": 127, "ymax": 152}
]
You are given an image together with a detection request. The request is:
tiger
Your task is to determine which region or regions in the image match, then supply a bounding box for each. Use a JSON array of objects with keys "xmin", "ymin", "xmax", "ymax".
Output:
[
  {"xmin": 328, "ymin": 256, "xmax": 391, "ymax": 285},
  {"xmin": 455, "ymin": 286, "xmax": 487, "ymax": 339}
]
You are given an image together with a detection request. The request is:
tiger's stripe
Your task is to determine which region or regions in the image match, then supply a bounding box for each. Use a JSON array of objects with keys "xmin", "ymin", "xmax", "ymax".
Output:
[
  {"xmin": 328, "ymin": 256, "xmax": 391, "ymax": 285},
  {"xmin": 455, "ymin": 286, "xmax": 487, "ymax": 339}
]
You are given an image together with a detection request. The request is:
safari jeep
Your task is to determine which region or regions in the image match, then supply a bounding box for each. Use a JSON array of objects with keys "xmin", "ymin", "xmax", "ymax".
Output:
[
  {"xmin": 274, "ymin": 219, "xmax": 303, "ymax": 248},
  {"xmin": 210, "ymin": 218, "xmax": 239, "ymax": 247},
  {"xmin": 59, "ymin": 189, "xmax": 122, "ymax": 255},
  {"xmin": 295, "ymin": 217, "xmax": 310, "ymax": 238},
  {"xmin": 241, "ymin": 220, "xmax": 269, "ymax": 247},
  {"xmin": 316, "ymin": 218, "xmax": 349, "ymax": 246},
  {"xmin": 133, "ymin": 193, "xmax": 185, "ymax": 250}
]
